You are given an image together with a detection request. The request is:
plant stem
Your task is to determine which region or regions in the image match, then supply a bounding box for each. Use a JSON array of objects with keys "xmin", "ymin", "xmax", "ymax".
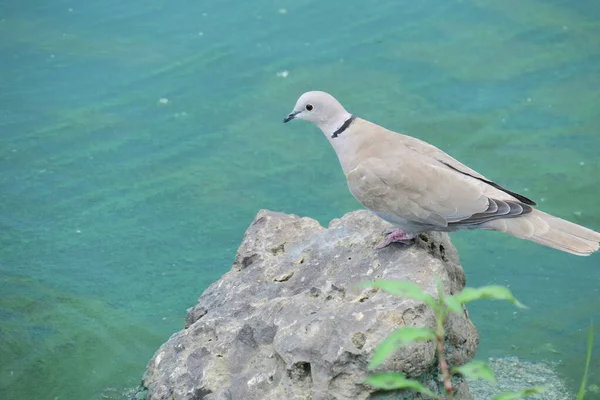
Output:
[
  {"xmin": 436, "ymin": 304, "xmax": 453, "ymax": 399},
  {"xmin": 436, "ymin": 330, "xmax": 453, "ymax": 399}
]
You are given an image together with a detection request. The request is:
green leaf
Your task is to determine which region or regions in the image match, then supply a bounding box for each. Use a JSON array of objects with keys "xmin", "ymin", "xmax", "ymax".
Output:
[
  {"xmin": 435, "ymin": 277, "xmax": 444, "ymax": 303},
  {"xmin": 492, "ymin": 387, "xmax": 547, "ymax": 400},
  {"xmin": 577, "ymin": 322, "xmax": 594, "ymax": 400},
  {"xmin": 369, "ymin": 327, "xmax": 436, "ymax": 370},
  {"xmin": 443, "ymin": 296, "xmax": 463, "ymax": 314},
  {"xmin": 363, "ymin": 373, "xmax": 441, "ymax": 399},
  {"xmin": 360, "ymin": 281, "xmax": 436, "ymax": 308},
  {"xmin": 452, "ymin": 360, "xmax": 497, "ymax": 384},
  {"xmin": 455, "ymin": 286, "xmax": 526, "ymax": 309}
]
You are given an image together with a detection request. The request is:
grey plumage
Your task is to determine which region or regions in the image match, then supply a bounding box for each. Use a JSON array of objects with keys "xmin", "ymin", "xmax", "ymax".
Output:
[{"xmin": 283, "ymin": 91, "xmax": 600, "ymax": 256}]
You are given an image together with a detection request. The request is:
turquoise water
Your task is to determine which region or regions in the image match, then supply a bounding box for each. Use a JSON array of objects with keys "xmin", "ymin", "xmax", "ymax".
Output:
[{"xmin": 1, "ymin": 0, "xmax": 599, "ymax": 398}]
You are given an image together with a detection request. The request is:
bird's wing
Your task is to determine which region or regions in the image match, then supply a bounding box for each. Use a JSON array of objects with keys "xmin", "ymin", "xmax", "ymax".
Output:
[
  {"xmin": 399, "ymin": 134, "xmax": 536, "ymax": 206},
  {"xmin": 346, "ymin": 151, "xmax": 532, "ymax": 229},
  {"xmin": 346, "ymin": 154, "xmax": 486, "ymax": 226}
]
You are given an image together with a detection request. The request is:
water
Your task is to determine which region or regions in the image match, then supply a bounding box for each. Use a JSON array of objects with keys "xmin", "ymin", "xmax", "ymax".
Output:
[{"xmin": 1, "ymin": 0, "xmax": 599, "ymax": 398}]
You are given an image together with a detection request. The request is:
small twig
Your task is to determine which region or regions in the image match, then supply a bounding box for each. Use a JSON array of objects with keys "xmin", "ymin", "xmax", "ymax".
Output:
[
  {"xmin": 436, "ymin": 329, "xmax": 453, "ymax": 399},
  {"xmin": 435, "ymin": 296, "xmax": 453, "ymax": 399}
]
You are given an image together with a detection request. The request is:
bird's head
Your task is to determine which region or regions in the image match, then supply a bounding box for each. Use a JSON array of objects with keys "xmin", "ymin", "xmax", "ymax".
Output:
[{"xmin": 283, "ymin": 91, "xmax": 350, "ymax": 132}]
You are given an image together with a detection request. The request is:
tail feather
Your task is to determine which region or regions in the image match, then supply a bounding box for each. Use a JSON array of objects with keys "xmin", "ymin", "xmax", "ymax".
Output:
[{"xmin": 482, "ymin": 209, "xmax": 600, "ymax": 256}]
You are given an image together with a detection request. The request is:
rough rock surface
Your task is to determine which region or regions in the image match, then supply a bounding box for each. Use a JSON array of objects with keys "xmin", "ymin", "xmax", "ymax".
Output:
[
  {"xmin": 467, "ymin": 357, "xmax": 573, "ymax": 399},
  {"xmin": 142, "ymin": 210, "xmax": 479, "ymax": 400}
]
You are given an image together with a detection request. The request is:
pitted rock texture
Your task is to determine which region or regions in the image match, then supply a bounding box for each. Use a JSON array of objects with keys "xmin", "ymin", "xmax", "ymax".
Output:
[{"xmin": 142, "ymin": 210, "xmax": 478, "ymax": 400}]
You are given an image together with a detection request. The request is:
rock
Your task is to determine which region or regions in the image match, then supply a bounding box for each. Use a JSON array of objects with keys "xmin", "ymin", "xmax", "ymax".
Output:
[
  {"xmin": 142, "ymin": 210, "xmax": 478, "ymax": 400},
  {"xmin": 467, "ymin": 357, "xmax": 573, "ymax": 399}
]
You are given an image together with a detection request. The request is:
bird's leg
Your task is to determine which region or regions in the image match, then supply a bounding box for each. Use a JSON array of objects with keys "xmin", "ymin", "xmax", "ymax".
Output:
[{"xmin": 375, "ymin": 228, "xmax": 416, "ymax": 249}]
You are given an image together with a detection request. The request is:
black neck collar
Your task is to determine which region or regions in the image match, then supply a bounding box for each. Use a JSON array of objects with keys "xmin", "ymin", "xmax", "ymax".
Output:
[{"xmin": 331, "ymin": 115, "xmax": 356, "ymax": 139}]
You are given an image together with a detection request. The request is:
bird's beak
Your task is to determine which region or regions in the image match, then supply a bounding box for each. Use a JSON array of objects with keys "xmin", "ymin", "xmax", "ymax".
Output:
[{"xmin": 283, "ymin": 111, "xmax": 300, "ymax": 123}]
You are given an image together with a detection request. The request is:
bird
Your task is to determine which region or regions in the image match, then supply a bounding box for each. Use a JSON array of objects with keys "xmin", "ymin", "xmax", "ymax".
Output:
[{"xmin": 283, "ymin": 91, "xmax": 600, "ymax": 256}]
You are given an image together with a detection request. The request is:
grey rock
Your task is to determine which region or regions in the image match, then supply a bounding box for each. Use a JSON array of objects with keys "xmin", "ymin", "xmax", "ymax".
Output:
[
  {"xmin": 142, "ymin": 210, "xmax": 478, "ymax": 400},
  {"xmin": 467, "ymin": 357, "xmax": 573, "ymax": 399}
]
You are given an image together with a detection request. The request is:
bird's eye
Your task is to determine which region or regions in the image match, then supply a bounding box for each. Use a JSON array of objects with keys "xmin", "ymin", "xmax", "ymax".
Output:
[{"xmin": 305, "ymin": 104, "xmax": 314, "ymax": 111}]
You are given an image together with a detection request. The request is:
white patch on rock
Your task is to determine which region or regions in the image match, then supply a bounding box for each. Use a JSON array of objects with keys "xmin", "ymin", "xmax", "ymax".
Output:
[
  {"xmin": 247, "ymin": 373, "xmax": 267, "ymax": 386},
  {"xmin": 155, "ymin": 351, "xmax": 164, "ymax": 366}
]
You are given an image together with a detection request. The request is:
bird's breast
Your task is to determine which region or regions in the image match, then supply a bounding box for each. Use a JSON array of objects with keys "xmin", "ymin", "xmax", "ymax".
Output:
[{"xmin": 372, "ymin": 210, "xmax": 429, "ymax": 234}]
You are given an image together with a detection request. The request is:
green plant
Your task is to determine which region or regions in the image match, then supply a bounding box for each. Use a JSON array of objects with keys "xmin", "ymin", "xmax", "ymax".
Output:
[
  {"xmin": 360, "ymin": 279, "xmax": 546, "ymax": 399},
  {"xmin": 577, "ymin": 322, "xmax": 594, "ymax": 400}
]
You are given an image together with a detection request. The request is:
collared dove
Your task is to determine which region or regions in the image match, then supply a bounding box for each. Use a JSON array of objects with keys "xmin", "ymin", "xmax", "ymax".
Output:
[{"xmin": 283, "ymin": 91, "xmax": 600, "ymax": 256}]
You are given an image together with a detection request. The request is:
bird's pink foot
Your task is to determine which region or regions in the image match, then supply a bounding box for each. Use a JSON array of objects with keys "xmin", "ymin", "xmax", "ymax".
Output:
[{"xmin": 375, "ymin": 228, "xmax": 416, "ymax": 249}]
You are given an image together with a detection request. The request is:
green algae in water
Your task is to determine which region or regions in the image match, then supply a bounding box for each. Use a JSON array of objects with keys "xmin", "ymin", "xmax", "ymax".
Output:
[{"xmin": 0, "ymin": 273, "xmax": 165, "ymax": 399}]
